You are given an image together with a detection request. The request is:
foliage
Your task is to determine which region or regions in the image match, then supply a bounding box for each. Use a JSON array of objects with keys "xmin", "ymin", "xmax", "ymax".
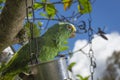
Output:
[
  {"xmin": 0, "ymin": 0, "xmax": 5, "ymax": 10},
  {"xmin": 0, "ymin": 0, "xmax": 5, "ymax": 5},
  {"xmin": 33, "ymin": 0, "xmax": 92, "ymax": 19},
  {"xmin": 45, "ymin": 3, "xmax": 57, "ymax": 18},
  {"xmin": 62, "ymin": 0, "xmax": 73, "ymax": 10},
  {"xmin": 78, "ymin": 0, "xmax": 92, "ymax": 14},
  {"xmin": 68, "ymin": 62, "xmax": 90, "ymax": 80},
  {"xmin": 24, "ymin": 22, "xmax": 40, "ymax": 38},
  {"xmin": 34, "ymin": 2, "xmax": 43, "ymax": 9},
  {"xmin": 77, "ymin": 74, "xmax": 90, "ymax": 80},
  {"xmin": 34, "ymin": 1, "xmax": 57, "ymax": 18},
  {"xmin": 68, "ymin": 62, "xmax": 76, "ymax": 72}
]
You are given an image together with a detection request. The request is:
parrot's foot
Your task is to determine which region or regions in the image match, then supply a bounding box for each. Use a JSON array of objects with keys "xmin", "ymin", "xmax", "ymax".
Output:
[{"xmin": 19, "ymin": 72, "xmax": 34, "ymax": 80}]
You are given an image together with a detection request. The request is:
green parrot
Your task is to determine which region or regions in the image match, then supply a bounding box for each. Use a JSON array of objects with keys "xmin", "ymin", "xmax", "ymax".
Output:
[{"xmin": 0, "ymin": 22, "xmax": 76, "ymax": 80}]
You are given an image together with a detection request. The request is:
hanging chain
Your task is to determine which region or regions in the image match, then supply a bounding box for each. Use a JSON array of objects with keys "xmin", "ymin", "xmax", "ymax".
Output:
[
  {"xmin": 88, "ymin": 20, "xmax": 96, "ymax": 80},
  {"xmin": 87, "ymin": 0, "xmax": 96, "ymax": 79},
  {"xmin": 89, "ymin": 48, "xmax": 96, "ymax": 80},
  {"xmin": 25, "ymin": 0, "xmax": 39, "ymax": 64}
]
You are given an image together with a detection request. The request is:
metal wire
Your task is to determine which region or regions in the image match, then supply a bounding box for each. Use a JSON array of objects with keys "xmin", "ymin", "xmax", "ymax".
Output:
[{"xmin": 25, "ymin": 0, "xmax": 39, "ymax": 64}]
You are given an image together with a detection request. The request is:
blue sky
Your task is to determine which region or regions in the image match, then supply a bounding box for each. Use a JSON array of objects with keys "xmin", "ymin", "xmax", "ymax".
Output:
[
  {"xmin": 67, "ymin": 0, "xmax": 120, "ymax": 51},
  {"xmin": 92, "ymin": 0, "xmax": 120, "ymax": 33}
]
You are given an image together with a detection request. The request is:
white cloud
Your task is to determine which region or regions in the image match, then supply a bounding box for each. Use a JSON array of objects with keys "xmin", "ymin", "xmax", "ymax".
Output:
[{"xmin": 70, "ymin": 32, "xmax": 120, "ymax": 79}]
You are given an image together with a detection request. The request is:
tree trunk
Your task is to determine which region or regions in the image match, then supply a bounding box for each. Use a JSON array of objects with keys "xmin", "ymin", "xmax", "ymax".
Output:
[{"xmin": 0, "ymin": 0, "xmax": 31, "ymax": 52}]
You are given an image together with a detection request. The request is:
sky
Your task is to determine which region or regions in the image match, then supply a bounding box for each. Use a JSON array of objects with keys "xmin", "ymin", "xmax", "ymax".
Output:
[
  {"xmin": 70, "ymin": 33, "xmax": 120, "ymax": 79},
  {"xmin": 64, "ymin": 0, "xmax": 120, "ymax": 50},
  {"xmin": 1, "ymin": 0, "xmax": 120, "ymax": 80},
  {"xmin": 91, "ymin": 0, "xmax": 120, "ymax": 33},
  {"xmin": 69, "ymin": 0, "xmax": 120, "ymax": 80}
]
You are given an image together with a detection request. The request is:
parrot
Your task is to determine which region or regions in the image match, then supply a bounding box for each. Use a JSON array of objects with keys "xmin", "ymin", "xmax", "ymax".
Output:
[{"xmin": 0, "ymin": 22, "xmax": 76, "ymax": 80}]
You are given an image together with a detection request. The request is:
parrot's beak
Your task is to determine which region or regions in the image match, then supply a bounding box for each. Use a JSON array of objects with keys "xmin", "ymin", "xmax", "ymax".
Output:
[
  {"xmin": 72, "ymin": 25, "xmax": 76, "ymax": 33},
  {"xmin": 69, "ymin": 24, "xmax": 76, "ymax": 38}
]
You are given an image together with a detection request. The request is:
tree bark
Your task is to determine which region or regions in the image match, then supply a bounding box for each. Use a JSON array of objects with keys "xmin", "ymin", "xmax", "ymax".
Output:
[{"xmin": 0, "ymin": 0, "xmax": 30, "ymax": 52}]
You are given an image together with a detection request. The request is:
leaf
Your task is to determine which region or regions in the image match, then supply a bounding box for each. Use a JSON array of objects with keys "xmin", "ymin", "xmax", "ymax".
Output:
[
  {"xmin": 40, "ymin": 12, "xmax": 48, "ymax": 18},
  {"xmin": 77, "ymin": 74, "xmax": 84, "ymax": 80},
  {"xmin": 60, "ymin": 46, "xmax": 68, "ymax": 51},
  {"xmin": 45, "ymin": 3, "xmax": 57, "ymax": 18},
  {"xmin": 0, "ymin": 0, "xmax": 5, "ymax": 10},
  {"xmin": 24, "ymin": 23, "xmax": 40, "ymax": 38},
  {"xmin": 84, "ymin": 76, "xmax": 90, "ymax": 80},
  {"xmin": 24, "ymin": 23, "xmax": 30, "ymax": 37},
  {"xmin": 33, "ymin": 24, "xmax": 40, "ymax": 38},
  {"xmin": 28, "ymin": 13, "xmax": 32, "ymax": 17},
  {"xmin": 68, "ymin": 62, "xmax": 76, "ymax": 71},
  {"xmin": 34, "ymin": 2, "xmax": 43, "ymax": 9},
  {"xmin": 41, "ymin": 0, "xmax": 46, "ymax": 2},
  {"xmin": 0, "ymin": 0, "xmax": 5, "ymax": 4},
  {"xmin": 37, "ymin": 21, "xmax": 43, "ymax": 27},
  {"xmin": 62, "ymin": 0, "xmax": 73, "ymax": 10},
  {"xmin": 77, "ymin": 74, "xmax": 90, "ymax": 80},
  {"xmin": 78, "ymin": 0, "xmax": 92, "ymax": 14}
]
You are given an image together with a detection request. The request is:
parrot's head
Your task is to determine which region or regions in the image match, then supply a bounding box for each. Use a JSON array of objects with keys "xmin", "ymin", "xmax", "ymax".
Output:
[
  {"xmin": 59, "ymin": 22, "xmax": 76, "ymax": 38},
  {"xmin": 43, "ymin": 22, "xmax": 76, "ymax": 40},
  {"xmin": 47, "ymin": 22, "xmax": 76, "ymax": 39}
]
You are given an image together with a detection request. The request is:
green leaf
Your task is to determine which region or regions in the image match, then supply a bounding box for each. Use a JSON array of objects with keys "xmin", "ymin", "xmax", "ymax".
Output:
[
  {"xmin": 37, "ymin": 21, "xmax": 43, "ymax": 27},
  {"xmin": 41, "ymin": 0, "xmax": 46, "ymax": 2},
  {"xmin": 78, "ymin": 0, "xmax": 92, "ymax": 14},
  {"xmin": 77, "ymin": 74, "xmax": 90, "ymax": 80},
  {"xmin": 60, "ymin": 46, "xmax": 68, "ymax": 51},
  {"xmin": 0, "ymin": 0, "xmax": 5, "ymax": 4},
  {"xmin": 45, "ymin": 3, "xmax": 57, "ymax": 18},
  {"xmin": 28, "ymin": 13, "xmax": 32, "ymax": 17},
  {"xmin": 77, "ymin": 74, "xmax": 84, "ymax": 80},
  {"xmin": 68, "ymin": 62, "xmax": 76, "ymax": 72},
  {"xmin": 33, "ymin": 24, "xmax": 40, "ymax": 38},
  {"xmin": 62, "ymin": 0, "xmax": 73, "ymax": 10},
  {"xmin": 40, "ymin": 12, "xmax": 48, "ymax": 18},
  {"xmin": 84, "ymin": 76, "xmax": 90, "ymax": 80},
  {"xmin": 24, "ymin": 23, "xmax": 40, "ymax": 38},
  {"xmin": 34, "ymin": 2, "xmax": 43, "ymax": 9},
  {"xmin": 0, "ymin": 0, "xmax": 5, "ymax": 10}
]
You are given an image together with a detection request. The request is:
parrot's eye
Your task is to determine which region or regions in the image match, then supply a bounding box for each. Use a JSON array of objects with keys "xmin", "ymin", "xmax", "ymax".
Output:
[{"xmin": 67, "ymin": 25, "xmax": 72, "ymax": 31}]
